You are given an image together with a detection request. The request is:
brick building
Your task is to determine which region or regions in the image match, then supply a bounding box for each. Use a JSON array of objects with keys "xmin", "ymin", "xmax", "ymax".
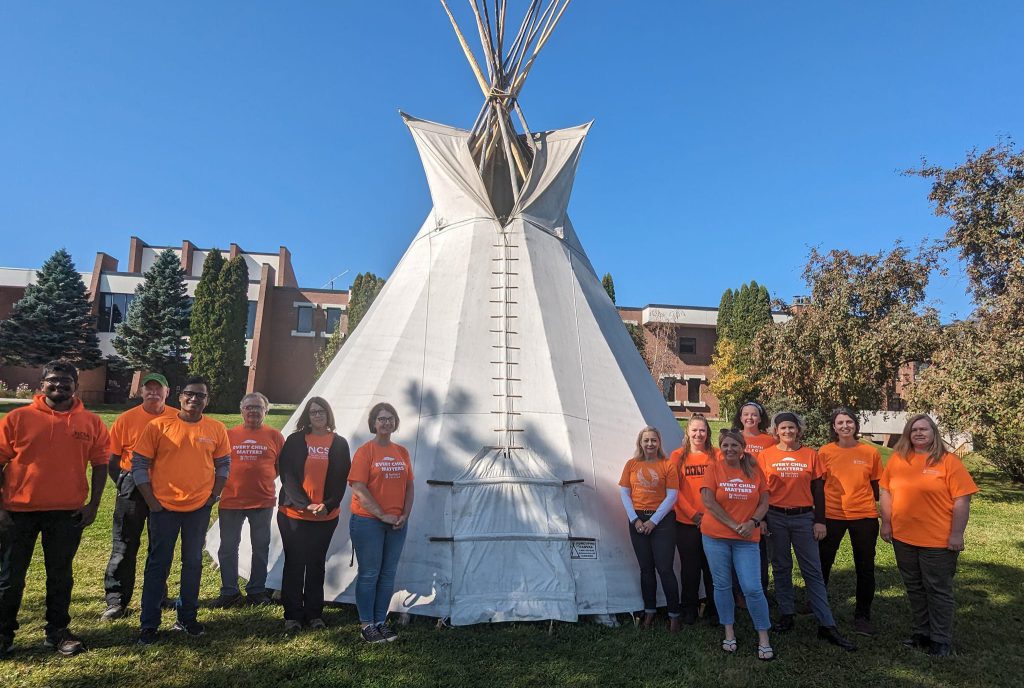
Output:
[{"xmin": 0, "ymin": 237, "xmax": 348, "ymax": 404}]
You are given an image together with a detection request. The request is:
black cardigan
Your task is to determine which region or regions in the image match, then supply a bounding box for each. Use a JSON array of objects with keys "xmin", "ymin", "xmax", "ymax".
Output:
[{"xmin": 277, "ymin": 431, "xmax": 351, "ymax": 513}]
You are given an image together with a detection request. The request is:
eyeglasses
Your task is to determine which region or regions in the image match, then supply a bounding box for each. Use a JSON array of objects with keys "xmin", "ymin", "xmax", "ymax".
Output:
[
  {"xmin": 181, "ymin": 391, "xmax": 208, "ymax": 400},
  {"xmin": 242, "ymin": 405, "xmax": 266, "ymax": 412},
  {"xmin": 308, "ymin": 409, "xmax": 327, "ymax": 417},
  {"xmin": 43, "ymin": 377, "xmax": 75, "ymax": 385},
  {"xmin": 376, "ymin": 416, "xmax": 395, "ymax": 424}
]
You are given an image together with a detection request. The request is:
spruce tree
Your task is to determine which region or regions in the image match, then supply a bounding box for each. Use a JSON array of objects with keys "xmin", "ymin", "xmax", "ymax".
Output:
[
  {"xmin": 188, "ymin": 248, "xmax": 226, "ymax": 399},
  {"xmin": 0, "ymin": 248, "xmax": 102, "ymax": 368},
  {"xmin": 113, "ymin": 249, "xmax": 191, "ymax": 387},
  {"xmin": 347, "ymin": 272, "xmax": 386, "ymax": 335},
  {"xmin": 214, "ymin": 255, "xmax": 250, "ymax": 411},
  {"xmin": 601, "ymin": 273, "xmax": 616, "ymax": 304}
]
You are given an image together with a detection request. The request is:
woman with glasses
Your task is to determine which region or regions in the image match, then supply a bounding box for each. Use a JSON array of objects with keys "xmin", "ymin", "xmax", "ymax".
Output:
[
  {"xmin": 348, "ymin": 402, "xmax": 414, "ymax": 643},
  {"xmin": 277, "ymin": 397, "xmax": 350, "ymax": 632}
]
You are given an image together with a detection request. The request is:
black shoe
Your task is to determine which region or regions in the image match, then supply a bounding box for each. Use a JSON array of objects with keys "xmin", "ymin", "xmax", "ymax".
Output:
[
  {"xmin": 172, "ymin": 620, "xmax": 206, "ymax": 637},
  {"xmin": 100, "ymin": 604, "xmax": 128, "ymax": 621},
  {"xmin": 137, "ymin": 628, "xmax": 159, "ymax": 646},
  {"xmin": 246, "ymin": 592, "xmax": 272, "ymax": 607},
  {"xmin": 377, "ymin": 624, "xmax": 399, "ymax": 642},
  {"xmin": 853, "ymin": 617, "xmax": 875, "ymax": 637},
  {"xmin": 927, "ymin": 642, "xmax": 952, "ymax": 657},
  {"xmin": 902, "ymin": 633, "xmax": 931, "ymax": 650},
  {"xmin": 681, "ymin": 608, "xmax": 698, "ymax": 626},
  {"xmin": 818, "ymin": 625, "xmax": 857, "ymax": 651},
  {"xmin": 774, "ymin": 614, "xmax": 795, "ymax": 632},
  {"xmin": 0, "ymin": 634, "xmax": 11, "ymax": 657},
  {"xmin": 160, "ymin": 597, "xmax": 177, "ymax": 611},
  {"xmin": 43, "ymin": 628, "xmax": 87, "ymax": 656},
  {"xmin": 360, "ymin": 624, "xmax": 387, "ymax": 644},
  {"xmin": 210, "ymin": 593, "xmax": 243, "ymax": 609}
]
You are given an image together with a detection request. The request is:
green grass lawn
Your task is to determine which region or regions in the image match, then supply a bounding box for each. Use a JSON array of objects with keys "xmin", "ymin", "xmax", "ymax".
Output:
[{"xmin": 0, "ymin": 404, "xmax": 1021, "ymax": 687}]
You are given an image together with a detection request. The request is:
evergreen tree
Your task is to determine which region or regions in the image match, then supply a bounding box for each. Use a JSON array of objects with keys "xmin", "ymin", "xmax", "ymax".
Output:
[
  {"xmin": 347, "ymin": 272, "xmax": 386, "ymax": 335},
  {"xmin": 625, "ymin": 322, "xmax": 646, "ymax": 361},
  {"xmin": 214, "ymin": 255, "xmax": 250, "ymax": 411},
  {"xmin": 0, "ymin": 248, "xmax": 102, "ymax": 368},
  {"xmin": 717, "ymin": 288, "xmax": 735, "ymax": 340},
  {"xmin": 711, "ymin": 282, "xmax": 772, "ymax": 420},
  {"xmin": 188, "ymin": 249, "xmax": 226, "ymax": 399},
  {"xmin": 314, "ymin": 322, "xmax": 344, "ymax": 377},
  {"xmin": 113, "ymin": 249, "xmax": 191, "ymax": 387},
  {"xmin": 601, "ymin": 273, "xmax": 616, "ymax": 304}
]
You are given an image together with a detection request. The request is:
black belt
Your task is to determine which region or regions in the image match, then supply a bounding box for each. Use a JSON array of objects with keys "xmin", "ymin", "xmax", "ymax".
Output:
[
  {"xmin": 769, "ymin": 505, "xmax": 813, "ymax": 515},
  {"xmin": 635, "ymin": 509, "xmax": 657, "ymax": 517}
]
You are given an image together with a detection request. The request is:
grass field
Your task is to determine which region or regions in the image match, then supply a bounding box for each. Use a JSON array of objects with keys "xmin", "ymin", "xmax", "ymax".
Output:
[{"xmin": 0, "ymin": 402, "xmax": 1021, "ymax": 687}]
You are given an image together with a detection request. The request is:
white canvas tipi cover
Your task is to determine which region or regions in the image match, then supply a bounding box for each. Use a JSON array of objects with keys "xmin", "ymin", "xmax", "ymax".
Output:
[{"xmin": 209, "ymin": 113, "xmax": 683, "ymax": 624}]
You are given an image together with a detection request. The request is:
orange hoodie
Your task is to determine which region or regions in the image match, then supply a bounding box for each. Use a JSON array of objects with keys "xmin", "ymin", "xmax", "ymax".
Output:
[{"xmin": 0, "ymin": 394, "xmax": 110, "ymax": 511}]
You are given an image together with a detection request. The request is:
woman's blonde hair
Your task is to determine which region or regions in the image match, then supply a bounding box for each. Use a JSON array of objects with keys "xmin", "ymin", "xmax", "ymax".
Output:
[
  {"xmin": 632, "ymin": 426, "xmax": 666, "ymax": 460},
  {"xmin": 893, "ymin": 414, "xmax": 948, "ymax": 467}
]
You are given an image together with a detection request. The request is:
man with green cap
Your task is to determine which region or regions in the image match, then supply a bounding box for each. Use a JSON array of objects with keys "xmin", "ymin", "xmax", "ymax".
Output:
[{"xmin": 100, "ymin": 373, "xmax": 179, "ymax": 621}]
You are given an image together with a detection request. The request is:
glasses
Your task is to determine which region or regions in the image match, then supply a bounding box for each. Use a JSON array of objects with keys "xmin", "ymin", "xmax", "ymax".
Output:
[
  {"xmin": 242, "ymin": 405, "xmax": 266, "ymax": 412},
  {"xmin": 376, "ymin": 416, "xmax": 395, "ymax": 424},
  {"xmin": 308, "ymin": 409, "xmax": 327, "ymax": 417},
  {"xmin": 181, "ymin": 391, "xmax": 208, "ymax": 400},
  {"xmin": 43, "ymin": 377, "xmax": 74, "ymax": 385}
]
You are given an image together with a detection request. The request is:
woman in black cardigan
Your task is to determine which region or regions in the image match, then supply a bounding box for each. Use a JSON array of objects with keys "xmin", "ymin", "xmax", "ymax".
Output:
[{"xmin": 277, "ymin": 397, "xmax": 350, "ymax": 631}]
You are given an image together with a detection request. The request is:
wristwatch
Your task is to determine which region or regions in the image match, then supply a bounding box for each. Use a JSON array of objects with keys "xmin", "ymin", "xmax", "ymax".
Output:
[{"xmin": 752, "ymin": 517, "xmax": 761, "ymax": 528}]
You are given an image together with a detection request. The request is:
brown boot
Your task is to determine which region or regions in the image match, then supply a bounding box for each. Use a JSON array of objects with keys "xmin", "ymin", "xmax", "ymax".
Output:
[
  {"xmin": 669, "ymin": 617, "xmax": 681, "ymax": 633},
  {"xmin": 642, "ymin": 612, "xmax": 656, "ymax": 629}
]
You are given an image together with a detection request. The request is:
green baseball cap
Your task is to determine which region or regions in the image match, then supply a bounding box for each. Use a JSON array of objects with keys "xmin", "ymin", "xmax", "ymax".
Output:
[{"xmin": 140, "ymin": 372, "xmax": 169, "ymax": 388}]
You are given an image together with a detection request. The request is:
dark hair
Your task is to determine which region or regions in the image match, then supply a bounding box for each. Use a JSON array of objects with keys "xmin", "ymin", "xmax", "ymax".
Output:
[
  {"xmin": 367, "ymin": 402, "xmax": 400, "ymax": 434},
  {"xmin": 678, "ymin": 414, "xmax": 712, "ymax": 464},
  {"xmin": 181, "ymin": 375, "xmax": 209, "ymax": 392},
  {"xmin": 828, "ymin": 407, "xmax": 860, "ymax": 443},
  {"xmin": 731, "ymin": 400, "xmax": 769, "ymax": 433},
  {"xmin": 297, "ymin": 396, "xmax": 335, "ymax": 433},
  {"xmin": 717, "ymin": 429, "xmax": 758, "ymax": 479},
  {"xmin": 41, "ymin": 359, "xmax": 78, "ymax": 384}
]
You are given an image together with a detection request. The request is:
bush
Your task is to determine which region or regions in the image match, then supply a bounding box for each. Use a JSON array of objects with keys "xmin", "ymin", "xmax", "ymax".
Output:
[
  {"xmin": 0, "ymin": 380, "xmax": 12, "ymax": 398},
  {"xmin": 14, "ymin": 383, "xmax": 32, "ymax": 399}
]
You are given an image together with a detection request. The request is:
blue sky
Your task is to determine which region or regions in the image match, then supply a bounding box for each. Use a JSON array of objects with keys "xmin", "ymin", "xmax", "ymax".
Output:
[{"xmin": 2, "ymin": 2, "xmax": 1021, "ymax": 320}]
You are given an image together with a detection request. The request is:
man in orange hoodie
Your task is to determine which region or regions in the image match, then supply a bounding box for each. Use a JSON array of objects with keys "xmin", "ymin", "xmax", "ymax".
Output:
[{"xmin": 0, "ymin": 360, "xmax": 109, "ymax": 657}]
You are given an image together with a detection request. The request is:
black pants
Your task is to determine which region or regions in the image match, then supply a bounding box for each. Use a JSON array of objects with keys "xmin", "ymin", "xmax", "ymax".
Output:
[
  {"xmin": 628, "ymin": 513, "xmax": 680, "ymax": 616},
  {"xmin": 278, "ymin": 512, "xmax": 338, "ymax": 623},
  {"xmin": 818, "ymin": 517, "xmax": 879, "ymax": 620},
  {"xmin": 103, "ymin": 487, "xmax": 150, "ymax": 606},
  {"xmin": 0, "ymin": 510, "xmax": 83, "ymax": 638},
  {"xmin": 675, "ymin": 522, "xmax": 714, "ymax": 615},
  {"xmin": 892, "ymin": 539, "xmax": 960, "ymax": 645}
]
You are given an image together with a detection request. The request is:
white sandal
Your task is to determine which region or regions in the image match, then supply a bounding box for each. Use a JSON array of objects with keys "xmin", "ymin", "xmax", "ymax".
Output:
[
  {"xmin": 721, "ymin": 638, "xmax": 737, "ymax": 653},
  {"xmin": 757, "ymin": 645, "xmax": 776, "ymax": 661}
]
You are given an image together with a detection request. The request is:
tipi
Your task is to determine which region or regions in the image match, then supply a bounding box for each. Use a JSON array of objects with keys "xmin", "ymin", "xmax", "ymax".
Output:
[{"xmin": 209, "ymin": 0, "xmax": 683, "ymax": 625}]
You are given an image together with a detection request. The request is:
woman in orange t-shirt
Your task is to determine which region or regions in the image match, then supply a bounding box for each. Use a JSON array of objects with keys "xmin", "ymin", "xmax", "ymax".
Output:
[
  {"xmin": 668, "ymin": 414, "xmax": 719, "ymax": 625},
  {"xmin": 761, "ymin": 412, "xmax": 854, "ymax": 650},
  {"xmin": 700, "ymin": 430, "xmax": 773, "ymax": 660},
  {"xmin": 817, "ymin": 407, "xmax": 882, "ymax": 636},
  {"xmin": 880, "ymin": 414, "xmax": 977, "ymax": 657},
  {"xmin": 618, "ymin": 426, "xmax": 680, "ymax": 630},
  {"xmin": 348, "ymin": 402, "xmax": 414, "ymax": 644},
  {"xmin": 731, "ymin": 400, "xmax": 774, "ymax": 597},
  {"xmin": 277, "ymin": 397, "xmax": 351, "ymax": 631}
]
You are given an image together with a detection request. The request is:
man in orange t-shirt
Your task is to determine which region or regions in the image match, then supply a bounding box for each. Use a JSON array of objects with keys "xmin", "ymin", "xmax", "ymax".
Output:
[
  {"xmin": 100, "ymin": 372, "xmax": 179, "ymax": 621},
  {"xmin": 213, "ymin": 392, "xmax": 284, "ymax": 608},
  {"xmin": 0, "ymin": 361, "xmax": 109, "ymax": 657},
  {"xmin": 131, "ymin": 376, "xmax": 231, "ymax": 645}
]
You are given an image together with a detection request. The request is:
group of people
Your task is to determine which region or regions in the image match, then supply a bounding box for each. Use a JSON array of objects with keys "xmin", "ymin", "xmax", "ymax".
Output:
[
  {"xmin": 0, "ymin": 360, "xmax": 414, "ymax": 657},
  {"xmin": 620, "ymin": 401, "xmax": 978, "ymax": 661}
]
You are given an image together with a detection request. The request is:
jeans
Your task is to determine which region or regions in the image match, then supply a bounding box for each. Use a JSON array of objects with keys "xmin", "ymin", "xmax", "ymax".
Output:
[
  {"xmin": 349, "ymin": 514, "xmax": 408, "ymax": 625},
  {"xmin": 0, "ymin": 511, "xmax": 83, "ymax": 638},
  {"xmin": 278, "ymin": 512, "xmax": 338, "ymax": 623},
  {"xmin": 139, "ymin": 504, "xmax": 213, "ymax": 630},
  {"xmin": 819, "ymin": 517, "xmax": 879, "ymax": 620},
  {"xmin": 702, "ymin": 535, "xmax": 771, "ymax": 631},
  {"xmin": 766, "ymin": 510, "xmax": 835, "ymax": 626},
  {"xmin": 103, "ymin": 487, "xmax": 150, "ymax": 606},
  {"xmin": 627, "ymin": 513, "xmax": 680, "ymax": 616},
  {"xmin": 676, "ymin": 522, "xmax": 714, "ymax": 615},
  {"xmin": 892, "ymin": 539, "xmax": 960, "ymax": 645},
  {"xmin": 217, "ymin": 507, "xmax": 273, "ymax": 596}
]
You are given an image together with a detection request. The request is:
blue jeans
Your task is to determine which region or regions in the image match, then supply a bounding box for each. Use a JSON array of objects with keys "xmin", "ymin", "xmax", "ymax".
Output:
[
  {"xmin": 702, "ymin": 535, "xmax": 771, "ymax": 631},
  {"xmin": 217, "ymin": 507, "xmax": 273, "ymax": 596},
  {"xmin": 766, "ymin": 510, "xmax": 835, "ymax": 626},
  {"xmin": 140, "ymin": 504, "xmax": 212, "ymax": 630},
  {"xmin": 349, "ymin": 514, "xmax": 407, "ymax": 625}
]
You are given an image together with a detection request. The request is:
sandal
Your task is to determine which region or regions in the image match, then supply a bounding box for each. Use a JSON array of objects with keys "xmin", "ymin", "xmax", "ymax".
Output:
[
  {"xmin": 757, "ymin": 645, "xmax": 776, "ymax": 662},
  {"xmin": 721, "ymin": 638, "xmax": 737, "ymax": 653}
]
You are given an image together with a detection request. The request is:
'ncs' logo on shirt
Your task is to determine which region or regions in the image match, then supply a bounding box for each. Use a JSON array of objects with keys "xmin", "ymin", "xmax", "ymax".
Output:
[{"xmin": 72, "ymin": 430, "xmax": 92, "ymax": 441}]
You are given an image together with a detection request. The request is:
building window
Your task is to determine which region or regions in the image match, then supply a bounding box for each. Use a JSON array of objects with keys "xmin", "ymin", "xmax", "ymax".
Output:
[
  {"xmin": 98, "ymin": 293, "xmax": 134, "ymax": 333},
  {"xmin": 245, "ymin": 301, "xmax": 257, "ymax": 338},
  {"xmin": 325, "ymin": 307, "xmax": 342, "ymax": 335},
  {"xmin": 686, "ymin": 378, "xmax": 702, "ymax": 404},
  {"xmin": 678, "ymin": 337, "xmax": 696, "ymax": 355},
  {"xmin": 661, "ymin": 377, "xmax": 677, "ymax": 402},
  {"xmin": 295, "ymin": 305, "xmax": 313, "ymax": 333}
]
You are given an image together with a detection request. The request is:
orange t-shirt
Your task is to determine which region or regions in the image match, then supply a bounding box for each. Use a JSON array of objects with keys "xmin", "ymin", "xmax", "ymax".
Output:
[
  {"xmin": 0, "ymin": 396, "xmax": 109, "ymax": 511},
  {"xmin": 220, "ymin": 425, "xmax": 285, "ymax": 510},
  {"xmin": 880, "ymin": 452, "xmax": 978, "ymax": 548},
  {"xmin": 281, "ymin": 433, "xmax": 338, "ymax": 522},
  {"xmin": 618, "ymin": 457, "xmax": 679, "ymax": 512},
  {"xmin": 133, "ymin": 414, "xmax": 231, "ymax": 512},
  {"xmin": 669, "ymin": 447, "xmax": 718, "ymax": 524},
  {"xmin": 700, "ymin": 459, "xmax": 767, "ymax": 542},
  {"xmin": 743, "ymin": 433, "xmax": 776, "ymax": 458},
  {"xmin": 109, "ymin": 404, "xmax": 180, "ymax": 471},
  {"xmin": 819, "ymin": 442, "xmax": 882, "ymax": 520},
  {"xmin": 759, "ymin": 445, "xmax": 824, "ymax": 508},
  {"xmin": 349, "ymin": 441, "xmax": 413, "ymax": 519}
]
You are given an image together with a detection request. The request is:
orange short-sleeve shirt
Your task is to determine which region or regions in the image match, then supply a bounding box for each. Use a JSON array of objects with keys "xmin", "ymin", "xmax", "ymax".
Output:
[
  {"xmin": 134, "ymin": 415, "xmax": 231, "ymax": 512},
  {"xmin": 349, "ymin": 440, "xmax": 413, "ymax": 519},
  {"xmin": 669, "ymin": 447, "xmax": 718, "ymax": 524},
  {"xmin": 619, "ymin": 457, "xmax": 679, "ymax": 512},
  {"xmin": 819, "ymin": 442, "xmax": 882, "ymax": 520},
  {"xmin": 281, "ymin": 433, "xmax": 339, "ymax": 521},
  {"xmin": 880, "ymin": 452, "xmax": 978, "ymax": 548},
  {"xmin": 759, "ymin": 445, "xmax": 824, "ymax": 508},
  {"xmin": 743, "ymin": 433, "xmax": 776, "ymax": 459},
  {"xmin": 700, "ymin": 460, "xmax": 767, "ymax": 542},
  {"xmin": 109, "ymin": 404, "xmax": 180, "ymax": 472},
  {"xmin": 220, "ymin": 425, "xmax": 285, "ymax": 510}
]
